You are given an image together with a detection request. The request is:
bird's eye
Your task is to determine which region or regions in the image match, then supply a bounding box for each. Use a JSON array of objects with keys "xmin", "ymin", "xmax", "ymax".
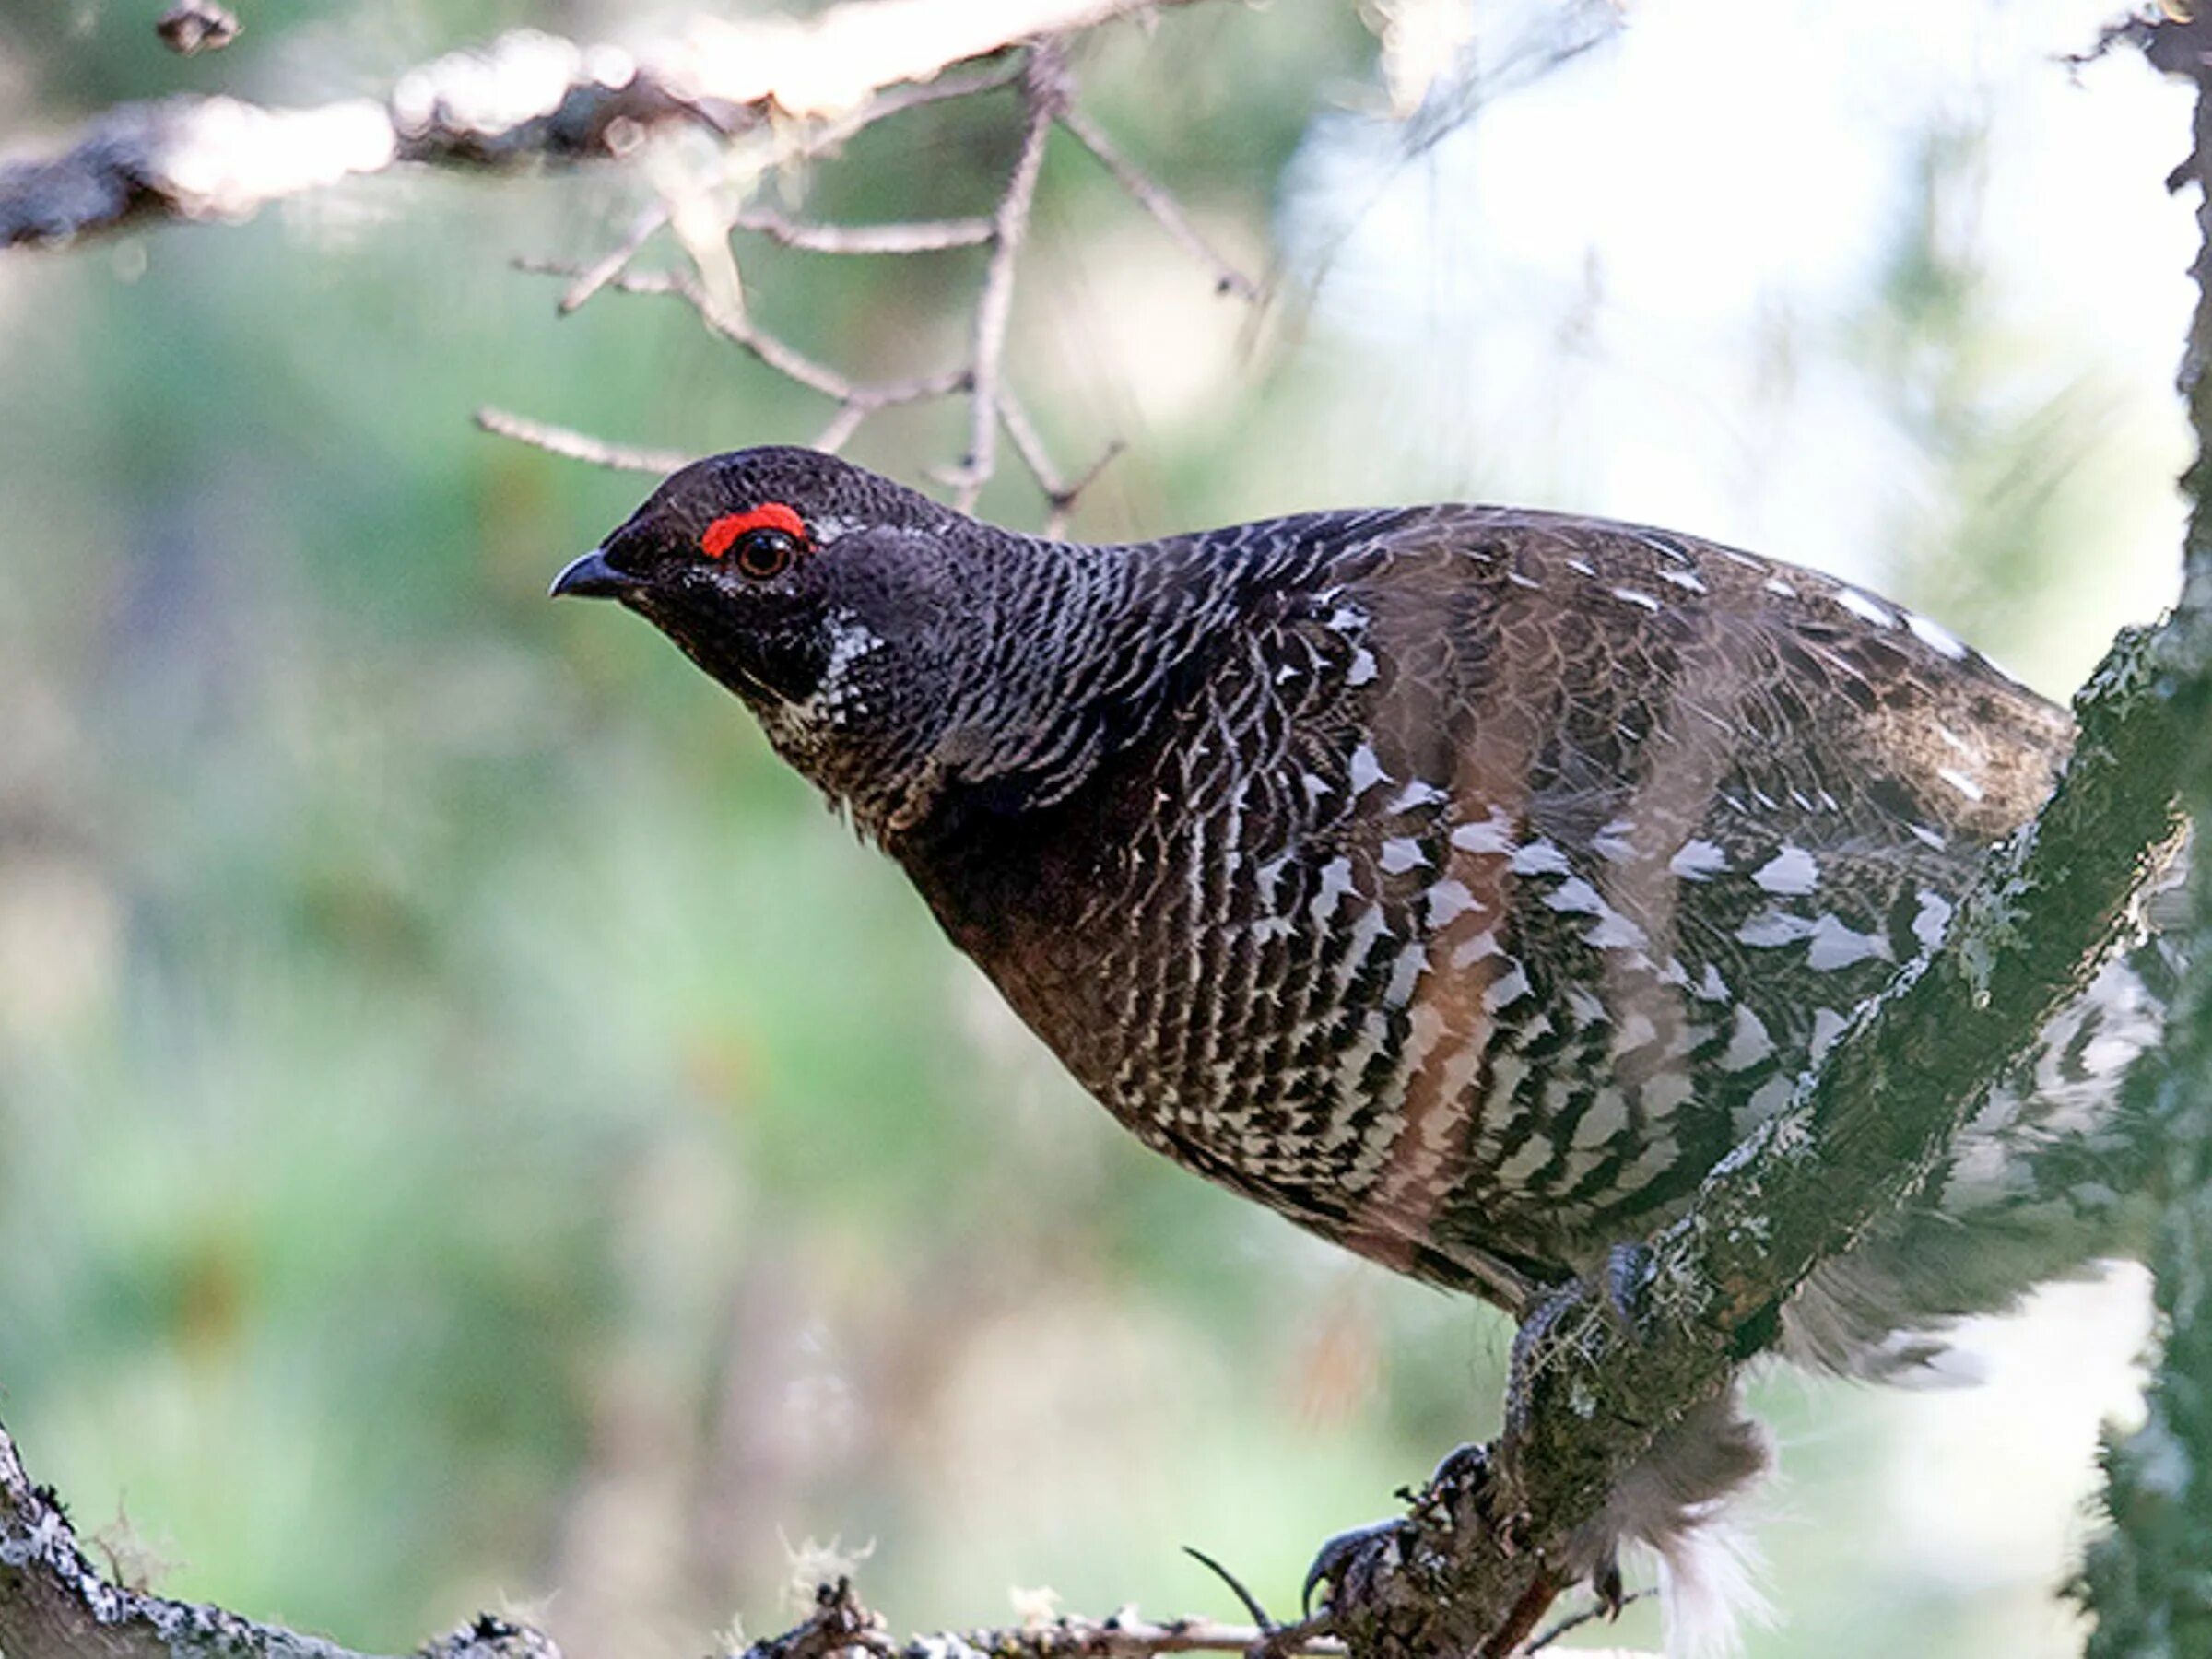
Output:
[
  {"xmin": 731, "ymin": 527, "xmax": 798, "ymax": 580},
  {"xmin": 699, "ymin": 503, "xmax": 811, "ymax": 579}
]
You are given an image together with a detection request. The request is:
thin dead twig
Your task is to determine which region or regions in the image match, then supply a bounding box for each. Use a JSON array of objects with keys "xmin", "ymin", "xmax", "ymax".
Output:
[
  {"xmin": 947, "ymin": 42, "xmax": 1066, "ymax": 512},
  {"xmin": 742, "ymin": 1576, "xmax": 1346, "ymax": 1659},
  {"xmin": 488, "ymin": 18, "xmax": 1257, "ymax": 524},
  {"xmin": 1056, "ymin": 104, "xmax": 1260, "ymax": 300},
  {"xmin": 537, "ymin": 61, "xmax": 1019, "ymax": 320},
  {"xmin": 798, "ymin": 57, "xmax": 1029, "ymax": 156},
  {"xmin": 526, "ymin": 258, "xmax": 972, "ymax": 420},
  {"xmin": 1521, "ymin": 1588, "xmax": 1652, "ymax": 1653},
  {"xmin": 1001, "ymin": 391, "xmax": 1123, "ymax": 536},
  {"xmin": 473, "ymin": 407, "xmax": 693, "ymax": 474},
  {"xmin": 733, "ymin": 208, "xmax": 994, "ymax": 254},
  {"xmin": 559, "ymin": 203, "xmax": 671, "ymax": 314},
  {"xmin": 520, "ymin": 262, "xmax": 832, "ymax": 396}
]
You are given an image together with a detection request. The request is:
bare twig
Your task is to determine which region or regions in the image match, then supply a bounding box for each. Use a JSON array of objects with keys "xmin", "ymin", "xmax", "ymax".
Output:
[
  {"xmin": 507, "ymin": 258, "xmax": 973, "ymax": 463},
  {"xmin": 732, "ymin": 208, "xmax": 994, "ymax": 254},
  {"xmin": 558, "ymin": 203, "xmax": 670, "ymax": 314},
  {"xmin": 1182, "ymin": 1546, "xmax": 1278, "ymax": 1632},
  {"xmin": 527, "ymin": 260, "xmax": 971, "ymax": 415},
  {"xmin": 1057, "ymin": 104, "xmax": 1260, "ymax": 300},
  {"xmin": 1001, "ymin": 391, "xmax": 1123, "ymax": 535},
  {"xmin": 500, "ymin": 31, "xmax": 1162, "ymax": 509},
  {"xmin": 435, "ymin": 7, "xmax": 1247, "ymax": 520},
  {"xmin": 1522, "ymin": 1588, "xmax": 1651, "ymax": 1653},
  {"xmin": 738, "ymin": 1576, "xmax": 1347, "ymax": 1659},
  {"xmin": 811, "ymin": 400, "xmax": 877, "ymax": 454},
  {"xmin": 524, "ymin": 263, "xmax": 850, "ymax": 398},
  {"xmin": 946, "ymin": 43, "xmax": 1065, "ymax": 511},
  {"xmin": 473, "ymin": 408, "xmax": 693, "ymax": 474},
  {"xmin": 796, "ymin": 57, "xmax": 1030, "ymax": 158}
]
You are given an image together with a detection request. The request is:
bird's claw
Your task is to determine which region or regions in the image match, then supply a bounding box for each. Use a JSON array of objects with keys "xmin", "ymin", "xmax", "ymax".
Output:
[
  {"xmin": 1302, "ymin": 1441, "xmax": 1492, "ymax": 1617},
  {"xmin": 1300, "ymin": 1517, "xmax": 1408, "ymax": 1616},
  {"xmin": 1422, "ymin": 1440, "xmax": 1488, "ymax": 1495}
]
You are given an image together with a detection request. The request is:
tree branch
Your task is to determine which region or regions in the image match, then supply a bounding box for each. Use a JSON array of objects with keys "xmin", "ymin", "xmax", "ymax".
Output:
[
  {"xmin": 0, "ymin": 0, "xmax": 1188, "ymax": 251},
  {"xmin": 944, "ymin": 43, "xmax": 1065, "ymax": 512},
  {"xmin": 16, "ymin": 0, "xmax": 1263, "ymax": 518},
  {"xmin": 0, "ymin": 1417, "xmax": 560, "ymax": 1659},
  {"xmin": 484, "ymin": 21, "xmax": 1253, "ymax": 516},
  {"xmin": 731, "ymin": 209, "xmax": 996, "ymax": 255},
  {"xmin": 734, "ymin": 1576, "xmax": 1352, "ymax": 1659},
  {"xmin": 1001, "ymin": 391, "xmax": 1124, "ymax": 537},
  {"xmin": 0, "ymin": 1413, "xmax": 1371, "ymax": 1659},
  {"xmin": 1055, "ymin": 105, "xmax": 1261, "ymax": 300},
  {"xmin": 472, "ymin": 407, "xmax": 694, "ymax": 474},
  {"xmin": 2077, "ymin": 11, "xmax": 2212, "ymax": 1653}
]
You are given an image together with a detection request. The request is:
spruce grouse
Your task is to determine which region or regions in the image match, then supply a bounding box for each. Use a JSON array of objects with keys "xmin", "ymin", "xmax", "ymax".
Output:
[{"xmin": 553, "ymin": 445, "xmax": 2170, "ymax": 1610}]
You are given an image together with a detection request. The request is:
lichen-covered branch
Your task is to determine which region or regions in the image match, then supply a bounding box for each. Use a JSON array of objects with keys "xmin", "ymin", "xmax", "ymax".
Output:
[
  {"xmin": 2077, "ymin": 11, "xmax": 2212, "ymax": 1655},
  {"xmin": 1, "ymin": 1413, "xmax": 1366, "ymax": 1659},
  {"xmin": 733, "ymin": 1576, "xmax": 1351, "ymax": 1659},
  {"xmin": 0, "ymin": 1417, "xmax": 559, "ymax": 1659},
  {"xmin": 0, "ymin": 0, "xmax": 1186, "ymax": 250}
]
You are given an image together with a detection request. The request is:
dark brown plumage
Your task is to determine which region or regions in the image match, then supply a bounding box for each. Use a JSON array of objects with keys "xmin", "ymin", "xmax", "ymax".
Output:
[{"xmin": 555, "ymin": 445, "xmax": 2170, "ymax": 1620}]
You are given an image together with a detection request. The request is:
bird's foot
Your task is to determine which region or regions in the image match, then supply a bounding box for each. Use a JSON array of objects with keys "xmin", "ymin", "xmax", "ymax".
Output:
[
  {"xmin": 1418, "ymin": 1439, "xmax": 1491, "ymax": 1496},
  {"xmin": 1300, "ymin": 1517, "xmax": 1407, "ymax": 1617},
  {"xmin": 1301, "ymin": 1441, "xmax": 1496, "ymax": 1615}
]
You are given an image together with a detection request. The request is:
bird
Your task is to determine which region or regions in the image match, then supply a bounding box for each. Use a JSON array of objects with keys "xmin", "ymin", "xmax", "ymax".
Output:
[{"xmin": 551, "ymin": 444, "xmax": 2171, "ymax": 1636}]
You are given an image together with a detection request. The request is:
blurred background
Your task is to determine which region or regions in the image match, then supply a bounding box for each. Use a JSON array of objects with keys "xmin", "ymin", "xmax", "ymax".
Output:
[{"xmin": 0, "ymin": 1, "xmax": 2192, "ymax": 1653}]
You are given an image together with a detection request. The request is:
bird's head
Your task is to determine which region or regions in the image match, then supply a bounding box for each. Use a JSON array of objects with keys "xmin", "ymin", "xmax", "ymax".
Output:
[{"xmin": 554, "ymin": 446, "xmax": 1025, "ymax": 833}]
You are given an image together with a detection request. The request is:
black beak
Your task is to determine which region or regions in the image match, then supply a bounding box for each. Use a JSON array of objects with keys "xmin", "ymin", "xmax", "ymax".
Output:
[{"xmin": 549, "ymin": 547, "xmax": 637, "ymax": 600}]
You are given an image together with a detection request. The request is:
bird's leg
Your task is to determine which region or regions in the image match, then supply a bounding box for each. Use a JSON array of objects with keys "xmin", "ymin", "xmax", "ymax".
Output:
[
  {"xmin": 1303, "ymin": 1271, "xmax": 1618, "ymax": 1623},
  {"xmin": 1499, "ymin": 1261, "xmax": 1772, "ymax": 1640},
  {"xmin": 1601, "ymin": 1241, "xmax": 1660, "ymax": 1339},
  {"xmin": 1501, "ymin": 1247, "xmax": 1664, "ymax": 1446},
  {"xmin": 1475, "ymin": 1266, "xmax": 1653, "ymax": 1624}
]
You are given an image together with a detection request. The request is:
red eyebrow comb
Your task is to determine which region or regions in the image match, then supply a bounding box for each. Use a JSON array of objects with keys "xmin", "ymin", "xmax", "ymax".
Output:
[{"xmin": 701, "ymin": 502, "xmax": 806, "ymax": 558}]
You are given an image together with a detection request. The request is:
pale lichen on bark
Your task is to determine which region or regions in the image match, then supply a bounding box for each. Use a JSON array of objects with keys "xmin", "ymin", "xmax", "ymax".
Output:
[
  {"xmin": 2078, "ymin": 12, "xmax": 2212, "ymax": 1657},
  {"xmin": 0, "ymin": 1418, "xmax": 560, "ymax": 1659},
  {"xmin": 0, "ymin": 0, "xmax": 1198, "ymax": 249}
]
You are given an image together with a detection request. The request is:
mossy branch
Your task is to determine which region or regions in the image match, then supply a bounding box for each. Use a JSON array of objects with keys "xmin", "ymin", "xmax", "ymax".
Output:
[{"xmin": 2077, "ymin": 8, "xmax": 2212, "ymax": 1654}]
